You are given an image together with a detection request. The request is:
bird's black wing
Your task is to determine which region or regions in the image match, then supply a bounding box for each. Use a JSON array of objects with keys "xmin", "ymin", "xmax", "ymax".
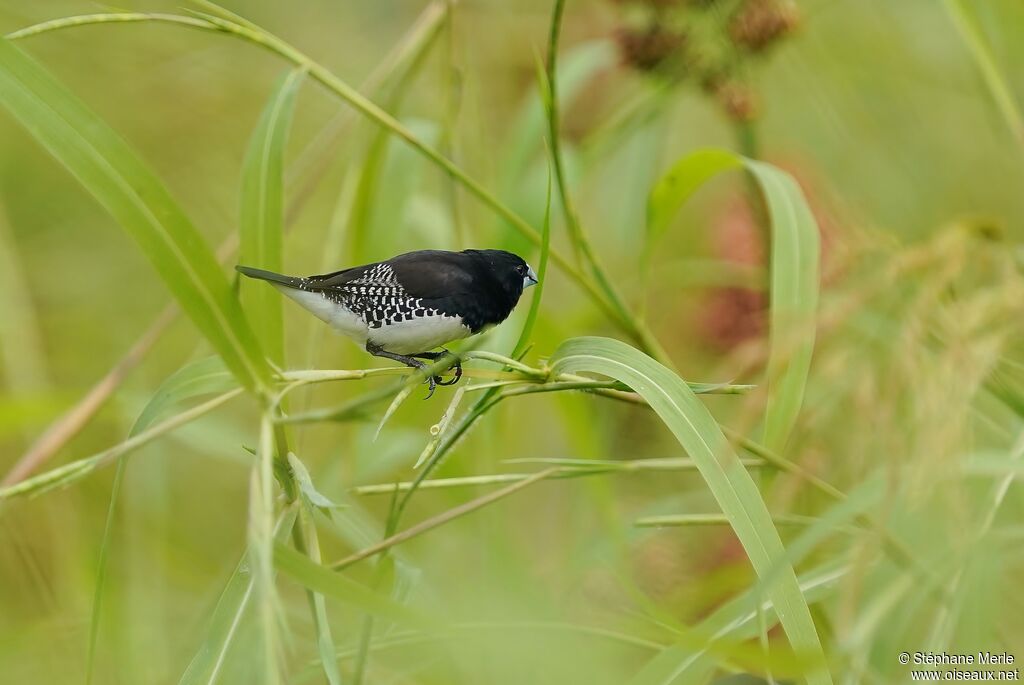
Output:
[
  {"xmin": 383, "ymin": 251, "xmax": 479, "ymax": 298},
  {"xmin": 307, "ymin": 250, "xmax": 494, "ymax": 329},
  {"xmin": 306, "ymin": 250, "xmax": 478, "ymax": 299}
]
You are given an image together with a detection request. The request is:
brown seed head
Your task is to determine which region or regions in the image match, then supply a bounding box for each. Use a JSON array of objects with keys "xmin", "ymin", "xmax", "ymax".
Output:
[
  {"xmin": 729, "ymin": 0, "xmax": 800, "ymax": 52},
  {"xmin": 714, "ymin": 80, "xmax": 759, "ymax": 121},
  {"xmin": 614, "ymin": 24, "xmax": 687, "ymax": 72}
]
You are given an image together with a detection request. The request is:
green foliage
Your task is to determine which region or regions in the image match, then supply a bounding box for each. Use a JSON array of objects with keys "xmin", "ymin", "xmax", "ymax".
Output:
[
  {"xmin": 131, "ymin": 357, "xmax": 237, "ymax": 436},
  {"xmin": 179, "ymin": 507, "xmax": 299, "ymax": 685},
  {"xmin": 2, "ymin": 2, "xmax": 1024, "ymax": 684},
  {"xmin": 630, "ymin": 562, "xmax": 847, "ymax": 685},
  {"xmin": 550, "ymin": 337, "xmax": 829, "ymax": 685},
  {"xmin": 648, "ymin": 149, "xmax": 820, "ymax": 452},
  {"xmin": 239, "ymin": 68, "xmax": 305, "ymax": 367},
  {"xmin": 274, "ymin": 543, "xmax": 436, "ymax": 630},
  {"xmin": 0, "ymin": 37, "xmax": 272, "ymax": 393}
]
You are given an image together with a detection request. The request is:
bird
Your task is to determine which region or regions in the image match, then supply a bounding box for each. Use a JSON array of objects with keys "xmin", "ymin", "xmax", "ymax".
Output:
[{"xmin": 236, "ymin": 249, "xmax": 538, "ymax": 397}]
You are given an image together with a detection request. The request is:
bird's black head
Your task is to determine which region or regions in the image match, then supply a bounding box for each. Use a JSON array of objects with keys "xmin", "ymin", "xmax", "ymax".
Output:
[{"xmin": 466, "ymin": 249, "xmax": 538, "ymax": 303}]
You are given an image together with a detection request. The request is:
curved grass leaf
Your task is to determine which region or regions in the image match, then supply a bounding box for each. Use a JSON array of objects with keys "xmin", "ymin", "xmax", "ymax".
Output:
[
  {"xmin": 550, "ymin": 336, "xmax": 831, "ymax": 685},
  {"xmin": 511, "ymin": 153, "xmax": 552, "ymax": 358},
  {"xmin": 630, "ymin": 562, "xmax": 847, "ymax": 685},
  {"xmin": 240, "ymin": 68, "xmax": 304, "ymax": 366},
  {"xmin": 178, "ymin": 507, "xmax": 298, "ymax": 685},
  {"xmin": 250, "ymin": 414, "xmax": 281, "ymax": 684},
  {"xmin": 647, "ymin": 478, "xmax": 886, "ymax": 683},
  {"xmin": 647, "ymin": 149, "xmax": 820, "ymax": 452},
  {"xmin": 0, "ymin": 390, "xmax": 241, "ymax": 502},
  {"xmin": 287, "ymin": 452, "xmax": 342, "ymax": 510},
  {"xmin": 296, "ymin": 502, "xmax": 343, "ymax": 685},
  {"xmin": 943, "ymin": 0, "xmax": 1024, "ymax": 146},
  {"xmin": 86, "ymin": 356, "xmax": 236, "ymax": 684},
  {"xmin": 273, "ymin": 543, "xmax": 435, "ymax": 630},
  {"xmin": 131, "ymin": 356, "xmax": 237, "ymax": 437},
  {"xmin": 0, "ymin": 37, "xmax": 270, "ymax": 392},
  {"xmin": 6, "ymin": 10, "xmax": 660, "ymax": 356},
  {"xmin": 646, "ymin": 149, "xmax": 741, "ymax": 243},
  {"xmin": 0, "ymin": 202, "xmax": 49, "ymax": 392},
  {"xmin": 502, "ymin": 40, "xmax": 616, "ymax": 187}
]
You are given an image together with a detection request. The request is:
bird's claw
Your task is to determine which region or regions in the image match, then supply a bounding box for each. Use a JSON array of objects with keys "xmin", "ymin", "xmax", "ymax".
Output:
[
  {"xmin": 423, "ymin": 374, "xmax": 438, "ymax": 400},
  {"xmin": 420, "ymin": 351, "xmax": 462, "ymax": 399},
  {"xmin": 434, "ymin": 357, "xmax": 462, "ymax": 386}
]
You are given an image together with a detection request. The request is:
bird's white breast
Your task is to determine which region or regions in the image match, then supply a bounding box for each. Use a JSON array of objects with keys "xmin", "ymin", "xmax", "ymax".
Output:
[
  {"xmin": 274, "ymin": 283, "xmax": 470, "ymax": 354},
  {"xmin": 368, "ymin": 313, "xmax": 471, "ymax": 355},
  {"xmin": 275, "ymin": 285, "xmax": 369, "ymax": 344}
]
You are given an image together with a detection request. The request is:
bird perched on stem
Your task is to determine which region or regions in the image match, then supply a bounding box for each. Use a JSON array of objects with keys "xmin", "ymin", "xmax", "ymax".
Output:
[{"xmin": 237, "ymin": 249, "xmax": 538, "ymax": 398}]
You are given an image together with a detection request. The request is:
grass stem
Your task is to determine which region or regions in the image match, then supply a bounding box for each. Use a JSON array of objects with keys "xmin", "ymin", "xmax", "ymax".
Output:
[{"xmin": 330, "ymin": 468, "xmax": 558, "ymax": 570}]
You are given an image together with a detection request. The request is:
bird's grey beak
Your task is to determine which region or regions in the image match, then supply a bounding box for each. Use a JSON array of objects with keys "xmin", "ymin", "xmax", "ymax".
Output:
[{"xmin": 523, "ymin": 266, "xmax": 538, "ymax": 289}]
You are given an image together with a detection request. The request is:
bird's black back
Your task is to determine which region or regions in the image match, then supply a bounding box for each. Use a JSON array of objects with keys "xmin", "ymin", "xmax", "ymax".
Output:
[{"xmin": 302, "ymin": 249, "xmax": 525, "ymax": 332}]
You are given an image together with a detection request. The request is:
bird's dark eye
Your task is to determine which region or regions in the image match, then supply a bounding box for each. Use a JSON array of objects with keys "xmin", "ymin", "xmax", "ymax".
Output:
[{"xmin": 516, "ymin": 264, "xmax": 526, "ymax": 274}]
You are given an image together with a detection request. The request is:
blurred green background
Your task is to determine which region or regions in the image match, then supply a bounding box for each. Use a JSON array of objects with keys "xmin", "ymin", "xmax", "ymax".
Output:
[{"xmin": 2, "ymin": 0, "xmax": 1023, "ymax": 683}]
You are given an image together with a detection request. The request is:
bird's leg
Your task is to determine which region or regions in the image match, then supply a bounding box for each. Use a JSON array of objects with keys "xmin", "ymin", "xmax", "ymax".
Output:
[
  {"xmin": 409, "ymin": 348, "xmax": 462, "ymax": 386},
  {"xmin": 365, "ymin": 342, "xmax": 439, "ymax": 398}
]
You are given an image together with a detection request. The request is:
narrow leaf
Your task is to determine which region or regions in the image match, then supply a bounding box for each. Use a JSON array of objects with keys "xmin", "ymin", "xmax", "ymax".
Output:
[
  {"xmin": 550, "ymin": 337, "xmax": 831, "ymax": 685},
  {"xmin": 646, "ymin": 149, "xmax": 740, "ymax": 243},
  {"xmin": 0, "ymin": 390, "xmax": 241, "ymax": 502},
  {"xmin": 240, "ymin": 68, "xmax": 304, "ymax": 365},
  {"xmin": 131, "ymin": 356, "xmax": 236, "ymax": 437},
  {"xmin": 273, "ymin": 543, "xmax": 434, "ymax": 629},
  {"xmin": 647, "ymin": 149, "xmax": 820, "ymax": 452},
  {"xmin": 0, "ymin": 202, "xmax": 49, "ymax": 391},
  {"xmin": 943, "ymin": 0, "xmax": 1024, "ymax": 146},
  {"xmin": 288, "ymin": 452, "xmax": 342, "ymax": 510},
  {"xmin": 297, "ymin": 504, "xmax": 343, "ymax": 685},
  {"xmin": 745, "ymin": 160, "xmax": 820, "ymax": 452},
  {"xmin": 249, "ymin": 413, "xmax": 281, "ymax": 684},
  {"xmin": 511, "ymin": 146, "xmax": 552, "ymax": 358},
  {"xmin": 179, "ymin": 508, "xmax": 298, "ymax": 685},
  {"xmin": 0, "ymin": 37, "xmax": 270, "ymax": 391},
  {"xmin": 91, "ymin": 341, "xmax": 241, "ymax": 684},
  {"xmin": 630, "ymin": 562, "xmax": 846, "ymax": 685}
]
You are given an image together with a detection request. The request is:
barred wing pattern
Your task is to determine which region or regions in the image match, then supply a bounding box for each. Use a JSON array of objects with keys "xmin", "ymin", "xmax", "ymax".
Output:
[{"xmin": 307, "ymin": 263, "xmax": 447, "ymax": 330}]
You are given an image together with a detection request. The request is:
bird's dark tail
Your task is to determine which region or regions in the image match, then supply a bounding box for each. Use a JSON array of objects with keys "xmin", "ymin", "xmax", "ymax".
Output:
[{"xmin": 235, "ymin": 265, "xmax": 304, "ymax": 289}]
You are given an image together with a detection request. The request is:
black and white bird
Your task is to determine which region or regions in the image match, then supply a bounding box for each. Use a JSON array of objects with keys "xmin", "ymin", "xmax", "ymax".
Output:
[{"xmin": 237, "ymin": 249, "xmax": 538, "ymax": 397}]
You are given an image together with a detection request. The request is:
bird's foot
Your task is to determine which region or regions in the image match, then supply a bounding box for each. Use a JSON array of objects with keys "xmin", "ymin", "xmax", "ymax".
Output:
[
  {"xmin": 366, "ymin": 343, "xmax": 465, "ymax": 399},
  {"xmin": 366, "ymin": 342, "xmax": 441, "ymax": 399},
  {"xmin": 433, "ymin": 348, "xmax": 462, "ymax": 387},
  {"xmin": 423, "ymin": 368, "xmax": 439, "ymax": 400},
  {"xmin": 411, "ymin": 348, "xmax": 463, "ymax": 389}
]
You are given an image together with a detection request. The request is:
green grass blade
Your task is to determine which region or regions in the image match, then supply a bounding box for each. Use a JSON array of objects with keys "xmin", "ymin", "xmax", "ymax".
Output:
[
  {"xmin": 0, "ymin": 389, "xmax": 241, "ymax": 502},
  {"xmin": 287, "ymin": 452, "xmax": 342, "ymax": 510},
  {"xmin": 5, "ymin": 11, "xmax": 662, "ymax": 358},
  {"xmin": 647, "ymin": 149, "xmax": 821, "ymax": 452},
  {"xmin": 630, "ymin": 562, "xmax": 846, "ymax": 685},
  {"xmin": 943, "ymin": 0, "xmax": 1024, "ymax": 146},
  {"xmin": 511, "ymin": 153, "xmax": 551, "ymax": 358},
  {"xmin": 179, "ymin": 507, "xmax": 299, "ymax": 685},
  {"xmin": 85, "ymin": 457, "xmax": 126, "ymax": 685},
  {"xmin": 501, "ymin": 40, "xmax": 615, "ymax": 189},
  {"xmin": 296, "ymin": 503, "xmax": 343, "ymax": 685},
  {"xmin": 646, "ymin": 149, "xmax": 742, "ymax": 244},
  {"xmin": 542, "ymin": 0, "xmax": 669, "ymax": 362},
  {"xmin": 0, "ymin": 202, "xmax": 50, "ymax": 393},
  {"xmin": 249, "ymin": 413, "xmax": 281, "ymax": 685},
  {"xmin": 744, "ymin": 160, "xmax": 820, "ymax": 452},
  {"xmin": 0, "ymin": 37, "xmax": 271, "ymax": 393},
  {"xmin": 240, "ymin": 68, "xmax": 305, "ymax": 366},
  {"xmin": 273, "ymin": 543, "xmax": 434, "ymax": 630},
  {"xmin": 85, "ymin": 358, "xmax": 238, "ymax": 685},
  {"xmin": 179, "ymin": 551, "xmax": 257, "ymax": 685},
  {"xmin": 130, "ymin": 357, "xmax": 237, "ymax": 436},
  {"xmin": 550, "ymin": 337, "xmax": 831, "ymax": 685}
]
